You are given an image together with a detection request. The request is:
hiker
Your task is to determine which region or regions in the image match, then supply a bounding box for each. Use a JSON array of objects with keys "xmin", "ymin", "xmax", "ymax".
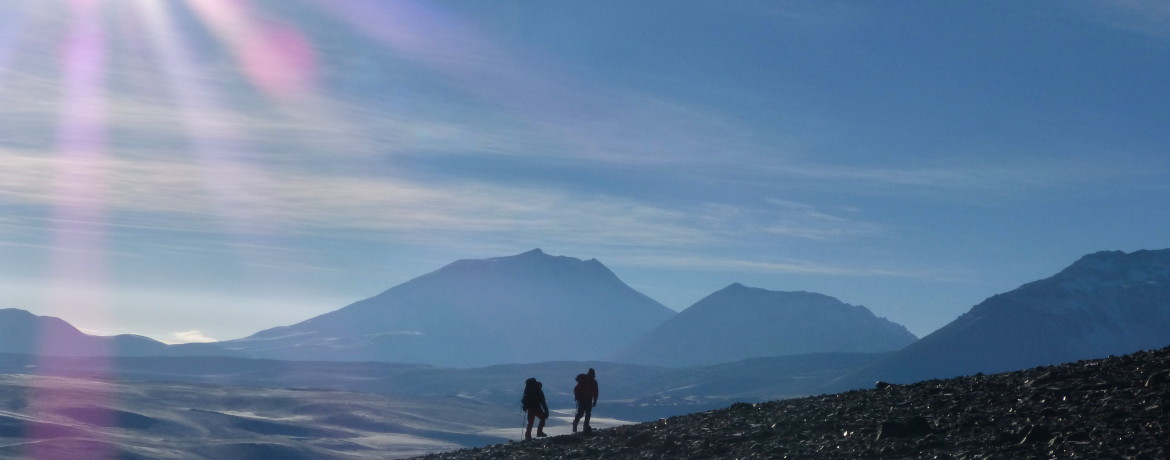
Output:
[
  {"xmin": 573, "ymin": 367, "xmax": 599, "ymax": 433},
  {"xmin": 521, "ymin": 377, "xmax": 549, "ymax": 440}
]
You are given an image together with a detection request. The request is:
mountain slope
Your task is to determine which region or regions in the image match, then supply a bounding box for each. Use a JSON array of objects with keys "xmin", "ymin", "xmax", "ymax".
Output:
[
  {"xmin": 842, "ymin": 249, "xmax": 1170, "ymax": 386},
  {"xmin": 414, "ymin": 345, "xmax": 1170, "ymax": 460},
  {"xmin": 0, "ymin": 308, "xmax": 168, "ymax": 357},
  {"xmin": 611, "ymin": 283, "xmax": 917, "ymax": 367},
  {"xmin": 219, "ymin": 249, "xmax": 676, "ymax": 367}
]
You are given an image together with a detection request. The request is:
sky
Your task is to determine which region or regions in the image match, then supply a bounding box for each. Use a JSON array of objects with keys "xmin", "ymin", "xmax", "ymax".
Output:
[{"xmin": 1, "ymin": 0, "xmax": 1168, "ymax": 344}]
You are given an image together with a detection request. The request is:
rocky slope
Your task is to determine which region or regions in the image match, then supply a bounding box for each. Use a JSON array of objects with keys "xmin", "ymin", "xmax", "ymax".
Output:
[
  {"xmin": 613, "ymin": 283, "xmax": 916, "ymax": 367},
  {"xmin": 413, "ymin": 344, "xmax": 1170, "ymax": 459}
]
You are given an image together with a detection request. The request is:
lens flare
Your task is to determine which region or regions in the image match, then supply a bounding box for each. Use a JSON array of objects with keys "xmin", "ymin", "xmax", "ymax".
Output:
[
  {"xmin": 314, "ymin": 0, "xmax": 612, "ymax": 162},
  {"xmin": 33, "ymin": 0, "xmax": 114, "ymax": 457},
  {"xmin": 318, "ymin": 0, "xmax": 509, "ymax": 87},
  {"xmin": 136, "ymin": 0, "xmax": 268, "ymax": 235},
  {"xmin": 46, "ymin": 0, "xmax": 110, "ymax": 354},
  {"xmin": 0, "ymin": 12, "xmax": 24, "ymax": 94},
  {"xmin": 186, "ymin": 0, "xmax": 317, "ymax": 98}
]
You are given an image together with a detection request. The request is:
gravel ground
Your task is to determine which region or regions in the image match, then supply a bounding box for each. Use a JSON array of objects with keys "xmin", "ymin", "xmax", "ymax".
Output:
[{"xmin": 411, "ymin": 346, "xmax": 1170, "ymax": 459}]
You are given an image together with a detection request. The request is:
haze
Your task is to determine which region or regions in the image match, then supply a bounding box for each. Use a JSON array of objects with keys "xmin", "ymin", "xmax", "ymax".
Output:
[{"xmin": 1, "ymin": 0, "xmax": 1167, "ymax": 344}]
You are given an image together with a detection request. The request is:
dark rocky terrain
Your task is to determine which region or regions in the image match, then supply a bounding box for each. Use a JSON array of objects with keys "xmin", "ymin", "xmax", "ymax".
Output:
[{"xmin": 413, "ymin": 345, "xmax": 1170, "ymax": 459}]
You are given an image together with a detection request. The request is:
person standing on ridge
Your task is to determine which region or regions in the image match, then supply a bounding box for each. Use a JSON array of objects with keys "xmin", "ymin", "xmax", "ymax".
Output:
[
  {"xmin": 521, "ymin": 377, "xmax": 549, "ymax": 440},
  {"xmin": 573, "ymin": 368, "xmax": 599, "ymax": 433}
]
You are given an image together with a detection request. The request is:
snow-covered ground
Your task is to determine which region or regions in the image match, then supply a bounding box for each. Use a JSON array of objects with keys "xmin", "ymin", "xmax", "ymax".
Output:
[
  {"xmin": 476, "ymin": 407, "xmax": 635, "ymax": 441},
  {"xmin": 0, "ymin": 374, "xmax": 510, "ymax": 459}
]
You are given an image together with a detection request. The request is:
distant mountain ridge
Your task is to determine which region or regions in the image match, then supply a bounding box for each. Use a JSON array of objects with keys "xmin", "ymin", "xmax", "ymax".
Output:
[
  {"xmin": 0, "ymin": 308, "xmax": 239, "ymax": 359},
  {"xmin": 216, "ymin": 249, "xmax": 676, "ymax": 367},
  {"xmin": 12, "ymin": 248, "xmax": 1169, "ymax": 381},
  {"xmin": 0, "ymin": 308, "xmax": 166, "ymax": 357},
  {"xmin": 611, "ymin": 283, "xmax": 917, "ymax": 367},
  {"xmin": 840, "ymin": 249, "xmax": 1170, "ymax": 386}
]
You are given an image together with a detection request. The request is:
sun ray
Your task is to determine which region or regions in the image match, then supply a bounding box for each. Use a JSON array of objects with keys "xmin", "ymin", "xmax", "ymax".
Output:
[
  {"xmin": 45, "ymin": 0, "xmax": 111, "ymax": 353},
  {"xmin": 133, "ymin": 0, "xmax": 326, "ymax": 314},
  {"xmin": 136, "ymin": 0, "xmax": 269, "ymax": 234},
  {"xmin": 0, "ymin": 8, "xmax": 26, "ymax": 95},
  {"xmin": 33, "ymin": 0, "xmax": 116, "ymax": 457},
  {"xmin": 308, "ymin": 0, "xmax": 632, "ymax": 164},
  {"xmin": 315, "ymin": 0, "xmax": 515, "ymax": 92},
  {"xmin": 184, "ymin": 0, "xmax": 317, "ymax": 99}
]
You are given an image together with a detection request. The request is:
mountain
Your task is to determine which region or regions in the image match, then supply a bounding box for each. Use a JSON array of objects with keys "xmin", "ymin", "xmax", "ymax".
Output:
[
  {"xmin": 217, "ymin": 249, "xmax": 676, "ymax": 367},
  {"xmin": 610, "ymin": 283, "xmax": 917, "ymax": 367},
  {"xmin": 0, "ymin": 308, "xmax": 168, "ymax": 357},
  {"xmin": 841, "ymin": 249, "xmax": 1170, "ymax": 386}
]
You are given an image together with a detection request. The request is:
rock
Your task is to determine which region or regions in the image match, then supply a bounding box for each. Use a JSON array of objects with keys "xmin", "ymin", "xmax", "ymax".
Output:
[
  {"xmin": 548, "ymin": 435, "xmax": 583, "ymax": 446},
  {"xmin": 1144, "ymin": 370, "xmax": 1169, "ymax": 388},
  {"xmin": 409, "ymin": 345, "xmax": 1170, "ymax": 460},
  {"xmin": 1019, "ymin": 424, "xmax": 1052, "ymax": 444},
  {"xmin": 624, "ymin": 431, "xmax": 653, "ymax": 448},
  {"xmin": 876, "ymin": 415, "xmax": 932, "ymax": 440}
]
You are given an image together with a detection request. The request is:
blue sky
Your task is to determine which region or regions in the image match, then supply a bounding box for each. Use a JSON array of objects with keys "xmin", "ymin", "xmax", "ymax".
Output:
[{"xmin": 1, "ymin": 0, "xmax": 1168, "ymax": 344}]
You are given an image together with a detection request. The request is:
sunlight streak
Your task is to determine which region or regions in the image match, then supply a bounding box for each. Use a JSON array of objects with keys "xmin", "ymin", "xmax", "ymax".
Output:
[
  {"xmin": 0, "ymin": 11, "xmax": 25, "ymax": 95},
  {"xmin": 185, "ymin": 0, "xmax": 317, "ymax": 98},
  {"xmin": 136, "ymin": 0, "xmax": 270, "ymax": 237},
  {"xmin": 34, "ymin": 1, "xmax": 114, "ymax": 457},
  {"xmin": 134, "ymin": 0, "xmax": 328, "ymax": 319},
  {"xmin": 318, "ymin": 0, "xmax": 534, "ymax": 106},
  {"xmin": 311, "ymin": 0, "xmax": 695, "ymax": 166},
  {"xmin": 45, "ymin": 0, "xmax": 111, "ymax": 352}
]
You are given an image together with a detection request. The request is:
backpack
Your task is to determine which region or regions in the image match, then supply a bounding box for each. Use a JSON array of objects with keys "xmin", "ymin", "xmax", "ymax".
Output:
[{"xmin": 521, "ymin": 377, "xmax": 537, "ymax": 411}]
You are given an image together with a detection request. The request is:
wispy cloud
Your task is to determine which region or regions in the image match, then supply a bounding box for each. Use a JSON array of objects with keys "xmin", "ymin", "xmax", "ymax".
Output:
[
  {"xmin": 697, "ymin": 201, "xmax": 884, "ymax": 242},
  {"xmin": 730, "ymin": 151, "xmax": 1161, "ymax": 200},
  {"xmin": 4, "ymin": 0, "xmax": 1159, "ymax": 303},
  {"xmin": 610, "ymin": 253, "xmax": 927, "ymax": 279},
  {"xmin": 1084, "ymin": 0, "xmax": 1170, "ymax": 40},
  {"xmin": 0, "ymin": 144, "xmax": 888, "ymax": 260},
  {"xmin": 3, "ymin": 0, "xmax": 1139, "ymax": 208},
  {"xmin": 171, "ymin": 329, "xmax": 217, "ymax": 344}
]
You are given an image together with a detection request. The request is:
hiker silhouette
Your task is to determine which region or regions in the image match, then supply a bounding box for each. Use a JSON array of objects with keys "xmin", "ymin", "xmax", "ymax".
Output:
[
  {"xmin": 520, "ymin": 377, "xmax": 548, "ymax": 439},
  {"xmin": 573, "ymin": 368, "xmax": 599, "ymax": 433}
]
